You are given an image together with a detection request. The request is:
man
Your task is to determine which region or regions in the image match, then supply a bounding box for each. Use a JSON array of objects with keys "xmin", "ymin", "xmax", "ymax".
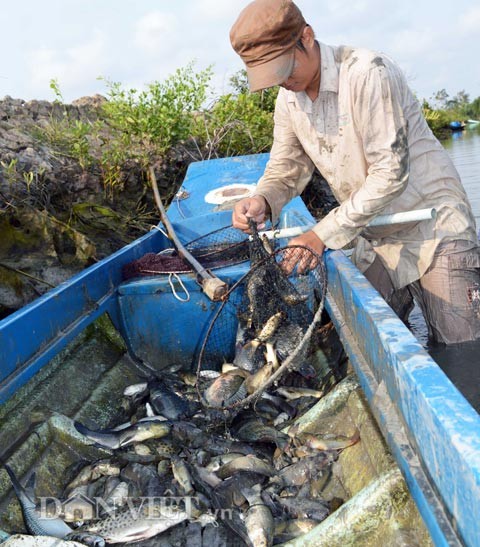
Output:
[{"xmin": 230, "ymin": 0, "xmax": 480, "ymax": 344}]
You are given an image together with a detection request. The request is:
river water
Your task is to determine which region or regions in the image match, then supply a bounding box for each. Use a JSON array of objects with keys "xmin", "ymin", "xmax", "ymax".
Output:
[{"xmin": 408, "ymin": 125, "xmax": 480, "ymax": 410}]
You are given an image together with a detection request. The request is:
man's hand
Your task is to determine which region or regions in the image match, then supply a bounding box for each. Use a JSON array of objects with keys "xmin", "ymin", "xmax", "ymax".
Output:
[
  {"xmin": 232, "ymin": 195, "xmax": 270, "ymax": 233},
  {"xmin": 281, "ymin": 230, "xmax": 326, "ymax": 274}
]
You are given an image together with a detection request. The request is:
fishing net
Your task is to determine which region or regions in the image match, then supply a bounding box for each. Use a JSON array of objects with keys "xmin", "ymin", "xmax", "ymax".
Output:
[
  {"xmin": 122, "ymin": 224, "xmax": 250, "ymax": 279},
  {"xmin": 196, "ymin": 222, "xmax": 328, "ymax": 410}
]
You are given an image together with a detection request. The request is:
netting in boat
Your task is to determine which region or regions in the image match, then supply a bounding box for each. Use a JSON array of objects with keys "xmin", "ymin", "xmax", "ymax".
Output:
[{"xmin": 122, "ymin": 224, "xmax": 250, "ymax": 279}]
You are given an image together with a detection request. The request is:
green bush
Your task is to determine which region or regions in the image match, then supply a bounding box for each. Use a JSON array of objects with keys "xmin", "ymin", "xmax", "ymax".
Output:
[
  {"xmin": 37, "ymin": 66, "xmax": 280, "ymax": 196},
  {"xmin": 101, "ymin": 62, "xmax": 212, "ymax": 159},
  {"xmin": 194, "ymin": 91, "xmax": 276, "ymax": 157}
]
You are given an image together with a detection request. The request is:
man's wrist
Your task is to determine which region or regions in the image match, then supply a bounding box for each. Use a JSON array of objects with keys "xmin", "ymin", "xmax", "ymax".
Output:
[{"xmin": 252, "ymin": 194, "xmax": 271, "ymax": 216}]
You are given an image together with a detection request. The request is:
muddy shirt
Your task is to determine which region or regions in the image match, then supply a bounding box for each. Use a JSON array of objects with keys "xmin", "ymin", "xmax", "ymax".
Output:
[{"xmin": 254, "ymin": 42, "xmax": 477, "ymax": 288}]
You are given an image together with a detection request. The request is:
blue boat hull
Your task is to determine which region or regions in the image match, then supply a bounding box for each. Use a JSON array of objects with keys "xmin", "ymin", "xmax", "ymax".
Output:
[{"xmin": 0, "ymin": 154, "xmax": 479, "ymax": 546}]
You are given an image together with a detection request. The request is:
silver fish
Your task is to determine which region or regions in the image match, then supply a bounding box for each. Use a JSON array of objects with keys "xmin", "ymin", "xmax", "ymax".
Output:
[
  {"xmin": 80, "ymin": 499, "xmax": 189, "ymax": 544},
  {"xmin": 74, "ymin": 419, "xmax": 171, "ymax": 450},
  {"xmin": 242, "ymin": 484, "xmax": 274, "ymax": 547},
  {"xmin": 123, "ymin": 383, "xmax": 148, "ymax": 397},
  {"xmin": 276, "ymin": 386, "xmax": 325, "ymax": 400},
  {"xmin": 2, "ymin": 462, "xmax": 72, "ymax": 538}
]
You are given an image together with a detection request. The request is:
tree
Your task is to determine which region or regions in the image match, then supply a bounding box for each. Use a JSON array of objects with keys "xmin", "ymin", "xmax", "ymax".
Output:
[{"xmin": 432, "ymin": 89, "xmax": 449, "ymax": 109}]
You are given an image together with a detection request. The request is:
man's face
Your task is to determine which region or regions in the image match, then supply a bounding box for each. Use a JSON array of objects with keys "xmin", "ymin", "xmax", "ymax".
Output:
[
  {"xmin": 280, "ymin": 49, "xmax": 310, "ymax": 92},
  {"xmin": 279, "ymin": 28, "xmax": 319, "ymax": 95}
]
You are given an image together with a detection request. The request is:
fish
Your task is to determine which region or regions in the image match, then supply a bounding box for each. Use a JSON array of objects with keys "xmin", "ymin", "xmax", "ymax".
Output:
[
  {"xmin": 170, "ymin": 421, "xmax": 205, "ymax": 448},
  {"xmin": 245, "ymin": 362, "xmax": 274, "ymax": 395},
  {"xmin": 205, "ymin": 452, "xmax": 246, "ymax": 472},
  {"xmin": 102, "ymin": 476, "xmax": 121, "ymax": 500},
  {"xmin": 239, "ymin": 311, "xmax": 286, "ymax": 367},
  {"xmin": 134, "ymin": 444, "xmax": 152, "ymax": 456},
  {"xmin": 41, "ymin": 484, "xmax": 94, "ymax": 523},
  {"xmin": 123, "ymin": 382, "xmax": 148, "ymax": 397},
  {"xmin": 110, "ymin": 416, "xmax": 169, "ymax": 431},
  {"xmin": 178, "ymin": 371, "xmax": 197, "ymax": 386},
  {"xmin": 199, "ymin": 369, "xmax": 222, "ymax": 380},
  {"xmin": 153, "ymin": 439, "xmax": 179, "ymax": 458},
  {"xmin": 1, "ymin": 462, "xmax": 72, "ymax": 538},
  {"xmin": 272, "ymin": 494, "xmax": 331, "ymax": 522},
  {"xmin": 102, "ymin": 481, "xmax": 130, "ymax": 514},
  {"xmin": 241, "ymin": 484, "xmax": 274, "ymax": 547},
  {"xmin": 301, "ymin": 429, "xmax": 360, "ymax": 451},
  {"xmin": 171, "ymin": 456, "xmax": 194, "ymax": 495},
  {"xmin": 74, "ymin": 419, "xmax": 171, "ymax": 450},
  {"xmin": 64, "ymin": 532, "xmax": 106, "ymax": 546},
  {"xmin": 233, "ymin": 338, "xmax": 265, "ymax": 373},
  {"xmin": 120, "ymin": 463, "xmax": 164, "ymax": 498},
  {"xmin": 79, "ymin": 499, "xmax": 189, "ymax": 544},
  {"xmin": 276, "ymin": 386, "xmax": 325, "ymax": 400},
  {"xmin": 65, "ymin": 460, "xmax": 121, "ymax": 492},
  {"xmin": 277, "ymin": 454, "xmax": 335, "ymax": 487},
  {"xmin": 190, "ymin": 464, "xmax": 222, "ymax": 491},
  {"xmin": 216, "ymin": 455, "xmax": 275, "ymax": 480},
  {"xmin": 273, "ymin": 518, "xmax": 318, "ymax": 542},
  {"xmin": 148, "ymin": 378, "xmax": 192, "ymax": 420},
  {"xmin": 204, "ymin": 370, "xmax": 248, "ymax": 407},
  {"xmin": 210, "ymin": 471, "xmax": 268, "ymax": 545},
  {"xmin": 232, "ymin": 418, "xmax": 289, "ymax": 449},
  {"xmin": 260, "ymin": 392, "xmax": 296, "ymax": 418},
  {"xmin": 270, "ymin": 321, "xmax": 305, "ymax": 363}
]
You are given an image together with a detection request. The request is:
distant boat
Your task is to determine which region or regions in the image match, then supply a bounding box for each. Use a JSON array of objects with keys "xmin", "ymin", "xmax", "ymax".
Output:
[{"xmin": 449, "ymin": 121, "xmax": 465, "ymax": 131}]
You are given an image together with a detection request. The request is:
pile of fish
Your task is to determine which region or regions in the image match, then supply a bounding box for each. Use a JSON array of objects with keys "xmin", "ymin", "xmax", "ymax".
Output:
[
  {"xmin": 8, "ymin": 373, "xmax": 357, "ymax": 546},
  {"xmin": 3, "ymin": 225, "xmax": 358, "ymax": 546}
]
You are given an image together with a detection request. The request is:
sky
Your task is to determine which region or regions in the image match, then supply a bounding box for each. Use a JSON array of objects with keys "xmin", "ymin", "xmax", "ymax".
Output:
[{"xmin": 1, "ymin": 0, "xmax": 479, "ymax": 105}]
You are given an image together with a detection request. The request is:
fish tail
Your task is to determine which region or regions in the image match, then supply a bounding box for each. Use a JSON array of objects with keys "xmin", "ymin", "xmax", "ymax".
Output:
[
  {"xmin": 1, "ymin": 461, "xmax": 50, "ymax": 536},
  {"xmin": 1, "ymin": 461, "xmax": 35, "ymax": 508}
]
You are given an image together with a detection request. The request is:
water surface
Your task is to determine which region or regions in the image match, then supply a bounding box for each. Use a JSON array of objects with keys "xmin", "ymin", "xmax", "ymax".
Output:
[{"xmin": 408, "ymin": 126, "xmax": 480, "ymax": 410}]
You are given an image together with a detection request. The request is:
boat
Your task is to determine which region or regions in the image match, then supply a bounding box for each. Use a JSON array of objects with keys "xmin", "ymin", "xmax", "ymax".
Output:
[
  {"xmin": 0, "ymin": 153, "xmax": 479, "ymax": 546},
  {"xmin": 448, "ymin": 121, "xmax": 465, "ymax": 131}
]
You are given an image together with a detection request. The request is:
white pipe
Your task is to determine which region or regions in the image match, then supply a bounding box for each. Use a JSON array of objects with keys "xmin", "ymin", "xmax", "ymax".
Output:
[{"xmin": 256, "ymin": 208, "xmax": 436, "ymax": 241}]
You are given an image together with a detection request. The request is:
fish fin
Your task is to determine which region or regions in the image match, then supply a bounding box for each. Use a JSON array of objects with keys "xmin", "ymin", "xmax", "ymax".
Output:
[{"xmin": 118, "ymin": 432, "xmax": 138, "ymax": 448}]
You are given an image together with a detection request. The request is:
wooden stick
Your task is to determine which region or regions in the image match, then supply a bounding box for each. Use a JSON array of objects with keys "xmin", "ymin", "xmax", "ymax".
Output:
[{"xmin": 148, "ymin": 167, "xmax": 228, "ymax": 301}]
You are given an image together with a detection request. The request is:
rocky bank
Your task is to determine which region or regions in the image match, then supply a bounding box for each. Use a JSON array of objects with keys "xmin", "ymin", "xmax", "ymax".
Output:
[{"xmin": 0, "ymin": 95, "xmax": 337, "ymax": 318}]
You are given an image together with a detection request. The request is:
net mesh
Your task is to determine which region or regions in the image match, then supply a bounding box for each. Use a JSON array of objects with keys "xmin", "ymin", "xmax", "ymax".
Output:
[
  {"xmin": 122, "ymin": 224, "xmax": 250, "ymax": 279},
  {"xmin": 196, "ymin": 223, "xmax": 328, "ymax": 410}
]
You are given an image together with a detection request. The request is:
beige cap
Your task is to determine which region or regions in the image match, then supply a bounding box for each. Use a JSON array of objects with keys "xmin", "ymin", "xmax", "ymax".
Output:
[{"xmin": 230, "ymin": 0, "xmax": 306, "ymax": 91}]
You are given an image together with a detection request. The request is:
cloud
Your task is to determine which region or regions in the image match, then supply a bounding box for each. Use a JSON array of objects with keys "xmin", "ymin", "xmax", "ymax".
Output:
[
  {"xmin": 133, "ymin": 11, "xmax": 179, "ymax": 56},
  {"xmin": 388, "ymin": 28, "xmax": 436, "ymax": 58},
  {"xmin": 458, "ymin": 6, "xmax": 480, "ymax": 34},
  {"xmin": 27, "ymin": 29, "xmax": 108, "ymax": 98},
  {"xmin": 191, "ymin": 0, "xmax": 246, "ymax": 22}
]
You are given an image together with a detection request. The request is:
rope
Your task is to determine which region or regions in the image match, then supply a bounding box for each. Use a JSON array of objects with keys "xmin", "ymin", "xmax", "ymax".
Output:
[
  {"xmin": 168, "ymin": 273, "xmax": 190, "ymax": 302},
  {"xmin": 149, "ymin": 224, "xmax": 170, "ymax": 239}
]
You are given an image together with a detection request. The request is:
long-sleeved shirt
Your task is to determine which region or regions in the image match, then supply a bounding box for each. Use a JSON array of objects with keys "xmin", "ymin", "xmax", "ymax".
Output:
[{"xmin": 254, "ymin": 42, "xmax": 477, "ymax": 288}]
